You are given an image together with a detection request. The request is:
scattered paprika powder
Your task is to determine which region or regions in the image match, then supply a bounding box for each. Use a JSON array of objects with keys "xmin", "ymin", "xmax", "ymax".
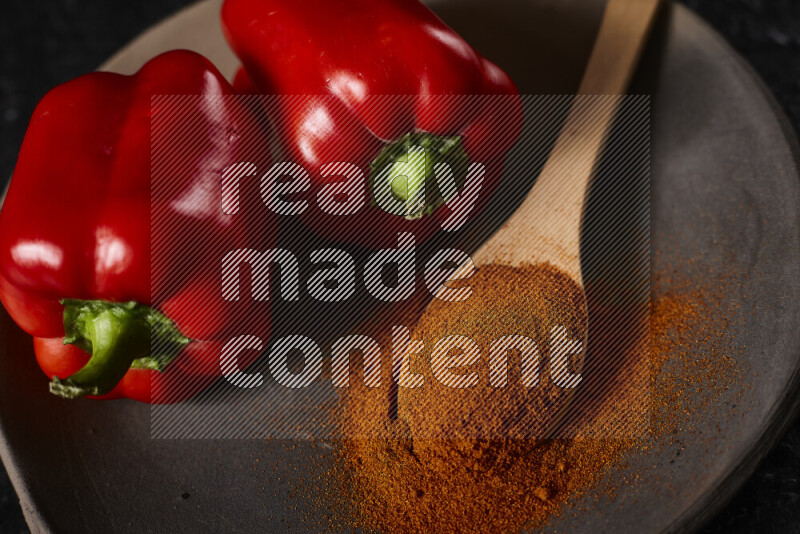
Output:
[{"xmin": 325, "ymin": 259, "xmax": 743, "ymax": 533}]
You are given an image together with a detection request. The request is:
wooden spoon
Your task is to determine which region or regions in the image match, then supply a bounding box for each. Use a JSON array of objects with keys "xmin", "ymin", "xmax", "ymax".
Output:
[
  {"xmin": 395, "ymin": 0, "xmax": 661, "ymax": 441},
  {"xmin": 472, "ymin": 0, "xmax": 661, "ymax": 282}
]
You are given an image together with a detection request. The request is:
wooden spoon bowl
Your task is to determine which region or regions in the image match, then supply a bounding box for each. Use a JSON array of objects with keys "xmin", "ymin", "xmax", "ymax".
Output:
[{"xmin": 397, "ymin": 0, "xmax": 661, "ymax": 442}]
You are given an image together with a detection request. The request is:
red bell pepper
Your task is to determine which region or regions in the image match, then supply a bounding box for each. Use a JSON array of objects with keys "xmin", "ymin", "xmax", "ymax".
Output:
[
  {"xmin": 222, "ymin": 0, "xmax": 522, "ymax": 248},
  {"xmin": 0, "ymin": 50, "xmax": 271, "ymax": 403}
]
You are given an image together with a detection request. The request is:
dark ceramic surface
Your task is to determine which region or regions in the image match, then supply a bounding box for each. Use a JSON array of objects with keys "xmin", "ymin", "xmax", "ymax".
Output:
[{"xmin": 0, "ymin": 0, "xmax": 798, "ymax": 532}]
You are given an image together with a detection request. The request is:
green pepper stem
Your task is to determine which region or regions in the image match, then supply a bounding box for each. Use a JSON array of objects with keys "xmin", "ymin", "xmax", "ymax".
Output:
[
  {"xmin": 370, "ymin": 132, "xmax": 469, "ymax": 219},
  {"xmin": 50, "ymin": 300, "xmax": 190, "ymax": 399}
]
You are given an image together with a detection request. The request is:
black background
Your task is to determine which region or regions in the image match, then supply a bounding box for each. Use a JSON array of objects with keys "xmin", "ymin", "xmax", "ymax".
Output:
[{"xmin": 0, "ymin": 0, "xmax": 799, "ymax": 532}]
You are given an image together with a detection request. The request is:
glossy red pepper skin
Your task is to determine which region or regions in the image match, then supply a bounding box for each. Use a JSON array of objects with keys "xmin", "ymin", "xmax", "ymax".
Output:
[
  {"xmin": 0, "ymin": 50, "xmax": 271, "ymax": 403},
  {"xmin": 222, "ymin": 0, "xmax": 522, "ymax": 248}
]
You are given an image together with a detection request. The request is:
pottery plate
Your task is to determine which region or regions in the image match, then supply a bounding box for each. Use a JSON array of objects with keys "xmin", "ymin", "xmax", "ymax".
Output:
[{"xmin": 0, "ymin": 0, "xmax": 798, "ymax": 532}]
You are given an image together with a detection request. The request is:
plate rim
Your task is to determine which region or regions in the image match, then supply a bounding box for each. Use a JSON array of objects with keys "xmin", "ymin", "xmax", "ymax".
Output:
[{"xmin": 657, "ymin": 5, "xmax": 800, "ymax": 534}]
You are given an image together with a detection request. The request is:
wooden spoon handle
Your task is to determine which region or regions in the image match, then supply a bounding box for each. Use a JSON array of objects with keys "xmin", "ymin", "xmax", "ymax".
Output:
[
  {"xmin": 473, "ymin": 0, "xmax": 660, "ymax": 284},
  {"xmin": 578, "ymin": 0, "xmax": 663, "ymax": 96}
]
